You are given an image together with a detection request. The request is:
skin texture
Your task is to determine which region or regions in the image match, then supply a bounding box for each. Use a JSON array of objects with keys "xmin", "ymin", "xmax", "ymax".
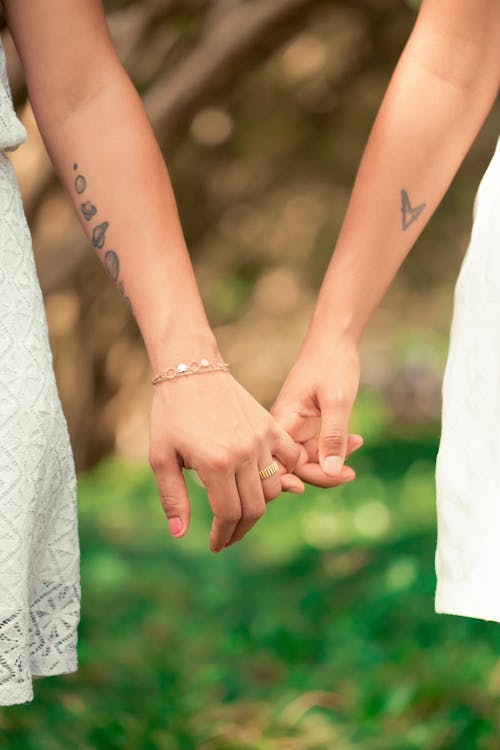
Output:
[
  {"xmin": 2, "ymin": 0, "xmax": 364, "ymax": 551},
  {"xmin": 272, "ymin": 0, "xmax": 500, "ymax": 480}
]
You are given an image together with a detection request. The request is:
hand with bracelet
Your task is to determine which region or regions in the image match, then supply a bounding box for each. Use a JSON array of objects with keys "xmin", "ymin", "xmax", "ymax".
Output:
[
  {"xmin": 150, "ymin": 356, "xmax": 363, "ymax": 550},
  {"xmin": 6, "ymin": 0, "xmax": 365, "ymax": 554},
  {"xmin": 149, "ymin": 348, "xmax": 304, "ymax": 552}
]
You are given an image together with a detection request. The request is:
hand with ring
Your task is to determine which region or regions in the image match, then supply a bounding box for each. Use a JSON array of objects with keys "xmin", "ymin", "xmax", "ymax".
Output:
[{"xmin": 149, "ymin": 353, "xmax": 305, "ymax": 553}]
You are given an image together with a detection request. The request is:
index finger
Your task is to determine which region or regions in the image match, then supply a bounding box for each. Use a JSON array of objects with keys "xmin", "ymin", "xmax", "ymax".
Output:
[{"xmin": 294, "ymin": 462, "xmax": 356, "ymax": 488}]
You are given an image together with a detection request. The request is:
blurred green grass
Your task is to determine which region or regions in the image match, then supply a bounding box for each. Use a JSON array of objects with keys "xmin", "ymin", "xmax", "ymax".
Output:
[{"xmin": 2, "ymin": 399, "xmax": 500, "ymax": 750}]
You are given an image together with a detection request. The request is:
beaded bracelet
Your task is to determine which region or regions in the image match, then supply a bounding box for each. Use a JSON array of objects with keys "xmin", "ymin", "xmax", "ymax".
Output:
[{"xmin": 151, "ymin": 358, "xmax": 231, "ymax": 387}]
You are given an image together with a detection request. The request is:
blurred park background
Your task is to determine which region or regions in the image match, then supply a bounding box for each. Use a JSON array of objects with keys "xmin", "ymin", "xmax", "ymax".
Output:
[{"xmin": 2, "ymin": 0, "xmax": 500, "ymax": 748}]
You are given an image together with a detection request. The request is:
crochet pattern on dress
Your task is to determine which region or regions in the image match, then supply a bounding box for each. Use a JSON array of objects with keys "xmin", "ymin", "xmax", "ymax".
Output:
[{"xmin": 0, "ymin": 34, "xmax": 81, "ymax": 706}]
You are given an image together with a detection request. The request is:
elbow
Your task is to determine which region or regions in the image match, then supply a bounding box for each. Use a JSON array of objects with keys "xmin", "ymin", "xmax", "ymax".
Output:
[
  {"xmin": 27, "ymin": 54, "xmax": 131, "ymax": 131},
  {"xmin": 408, "ymin": 30, "xmax": 499, "ymax": 98},
  {"xmin": 408, "ymin": 1, "xmax": 500, "ymax": 94}
]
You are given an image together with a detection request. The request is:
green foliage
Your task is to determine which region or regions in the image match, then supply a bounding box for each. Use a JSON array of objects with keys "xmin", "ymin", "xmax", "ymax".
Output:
[{"xmin": 2, "ymin": 430, "xmax": 500, "ymax": 749}]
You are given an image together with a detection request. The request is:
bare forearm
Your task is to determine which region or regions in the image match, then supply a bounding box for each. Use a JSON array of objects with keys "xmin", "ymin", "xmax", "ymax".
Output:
[
  {"xmin": 35, "ymin": 76, "xmax": 217, "ymax": 370},
  {"xmin": 307, "ymin": 6, "xmax": 500, "ymax": 348}
]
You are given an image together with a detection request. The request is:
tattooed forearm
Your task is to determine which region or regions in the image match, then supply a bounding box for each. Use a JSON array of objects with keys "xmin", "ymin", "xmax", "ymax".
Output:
[
  {"xmin": 71, "ymin": 163, "xmax": 132, "ymax": 313},
  {"xmin": 92, "ymin": 221, "xmax": 109, "ymax": 250},
  {"xmin": 401, "ymin": 189, "xmax": 426, "ymax": 231}
]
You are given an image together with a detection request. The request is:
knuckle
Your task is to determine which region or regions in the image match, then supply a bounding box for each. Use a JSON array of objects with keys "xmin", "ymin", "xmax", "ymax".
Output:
[
  {"xmin": 244, "ymin": 504, "xmax": 266, "ymax": 523},
  {"xmin": 159, "ymin": 493, "xmax": 183, "ymax": 517},
  {"xmin": 256, "ymin": 424, "xmax": 273, "ymax": 444},
  {"xmin": 235, "ymin": 441, "xmax": 256, "ymax": 464},
  {"xmin": 322, "ymin": 390, "xmax": 350, "ymax": 410},
  {"xmin": 323, "ymin": 429, "xmax": 344, "ymax": 451},
  {"xmin": 218, "ymin": 510, "xmax": 242, "ymax": 526},
  {"xmin": 149, "ymin": 451, "xmax": 164, "ymax": 471},
  {"xmin": 208, "ymin": 448, "xmax": 232, "ymax": 472}
]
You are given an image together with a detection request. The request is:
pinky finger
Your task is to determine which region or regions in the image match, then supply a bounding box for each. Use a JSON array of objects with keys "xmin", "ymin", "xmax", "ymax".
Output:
[{"xmin": 279, "ymin": 471, "xmax": 305, "ymax": 494}]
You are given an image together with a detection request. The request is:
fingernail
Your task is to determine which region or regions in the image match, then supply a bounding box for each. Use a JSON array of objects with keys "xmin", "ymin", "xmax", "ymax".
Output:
[
  {"xmin": 168, "ymin": 517, "xmax": 183, "ymax": 536},
  {"xmin": 324, "ymin": 456, "xmax": 343, "ymax": 476}
]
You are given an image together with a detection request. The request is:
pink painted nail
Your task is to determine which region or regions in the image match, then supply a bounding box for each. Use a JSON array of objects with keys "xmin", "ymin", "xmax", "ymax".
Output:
[{"xmin": 168, "ymin": 517, "xmax": 183, "ymax": 536}]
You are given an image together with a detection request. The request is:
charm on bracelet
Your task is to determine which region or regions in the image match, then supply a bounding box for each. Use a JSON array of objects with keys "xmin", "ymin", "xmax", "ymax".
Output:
[{"xmin": 151, "ymin": 358, "xmax": 231, "ymax": 386}]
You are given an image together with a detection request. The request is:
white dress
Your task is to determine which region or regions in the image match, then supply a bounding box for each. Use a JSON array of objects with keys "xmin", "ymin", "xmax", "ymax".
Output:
[
  {"xmin": 0, "ymin": 36, "xmax": 80, "ymax": 705},
  {"xmin": 435, "ymin": 135, "xmax": 500, "ymax": 622}
]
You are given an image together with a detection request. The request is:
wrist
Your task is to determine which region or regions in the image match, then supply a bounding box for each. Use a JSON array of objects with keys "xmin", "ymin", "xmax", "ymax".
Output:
[
  {"xmin": 145, "ymin": 321, "xmax": 222, "ymax": 373},
  {"xmin": 302, "ymin": 308, "xmax": 363, "ymax": 357},
  {"xmin": 305, "ymin": 254, "xmax": 369, "ymax": 348}
]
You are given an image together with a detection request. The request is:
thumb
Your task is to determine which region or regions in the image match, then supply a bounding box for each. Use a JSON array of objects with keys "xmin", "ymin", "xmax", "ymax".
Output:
[
  {"xmin": 153, "ymin": 455, "xmax": 192, "ymax": 538},
  {"xmin": 318, "ymin": 397, "xmax": 350, "ymax": 478}
]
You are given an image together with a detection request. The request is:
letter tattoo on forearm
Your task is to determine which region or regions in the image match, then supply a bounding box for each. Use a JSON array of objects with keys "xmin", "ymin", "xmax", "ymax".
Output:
[
  {"xmin": 401, "ymin": 189, "xmax": 426, "ymax": 231},
  {"xmin": 72, "ymin": 163, "xmax": 132, "ymax": 312}
]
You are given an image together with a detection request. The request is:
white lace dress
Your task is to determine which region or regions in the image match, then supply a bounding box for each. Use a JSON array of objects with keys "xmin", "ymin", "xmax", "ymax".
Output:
[
  {"xmin": 0, "ymin": 36, "xmax": 80, "ymax": 705},
  {"xmin": 435, "ymin": 135, "xmax": 500, "ymax": 622}
]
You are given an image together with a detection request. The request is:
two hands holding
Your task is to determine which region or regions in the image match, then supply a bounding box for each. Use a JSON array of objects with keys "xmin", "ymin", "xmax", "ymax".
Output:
[
  {"xmin": 7, "ymin": 0, "xmax": 491, "ymax": 556},
  {"xmin": 149, "ymin": 328, "xmax": 363, "ymax": 553},
  {"xmin": 138, "ymin": 0, "xmax": 498, "ymax": 556}
]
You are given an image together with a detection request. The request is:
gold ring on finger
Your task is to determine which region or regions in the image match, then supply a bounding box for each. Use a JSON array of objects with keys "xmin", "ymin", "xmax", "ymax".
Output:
[{"xmin": 258, "ymin": 460, "xmax": 279, "ymax": 480}]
